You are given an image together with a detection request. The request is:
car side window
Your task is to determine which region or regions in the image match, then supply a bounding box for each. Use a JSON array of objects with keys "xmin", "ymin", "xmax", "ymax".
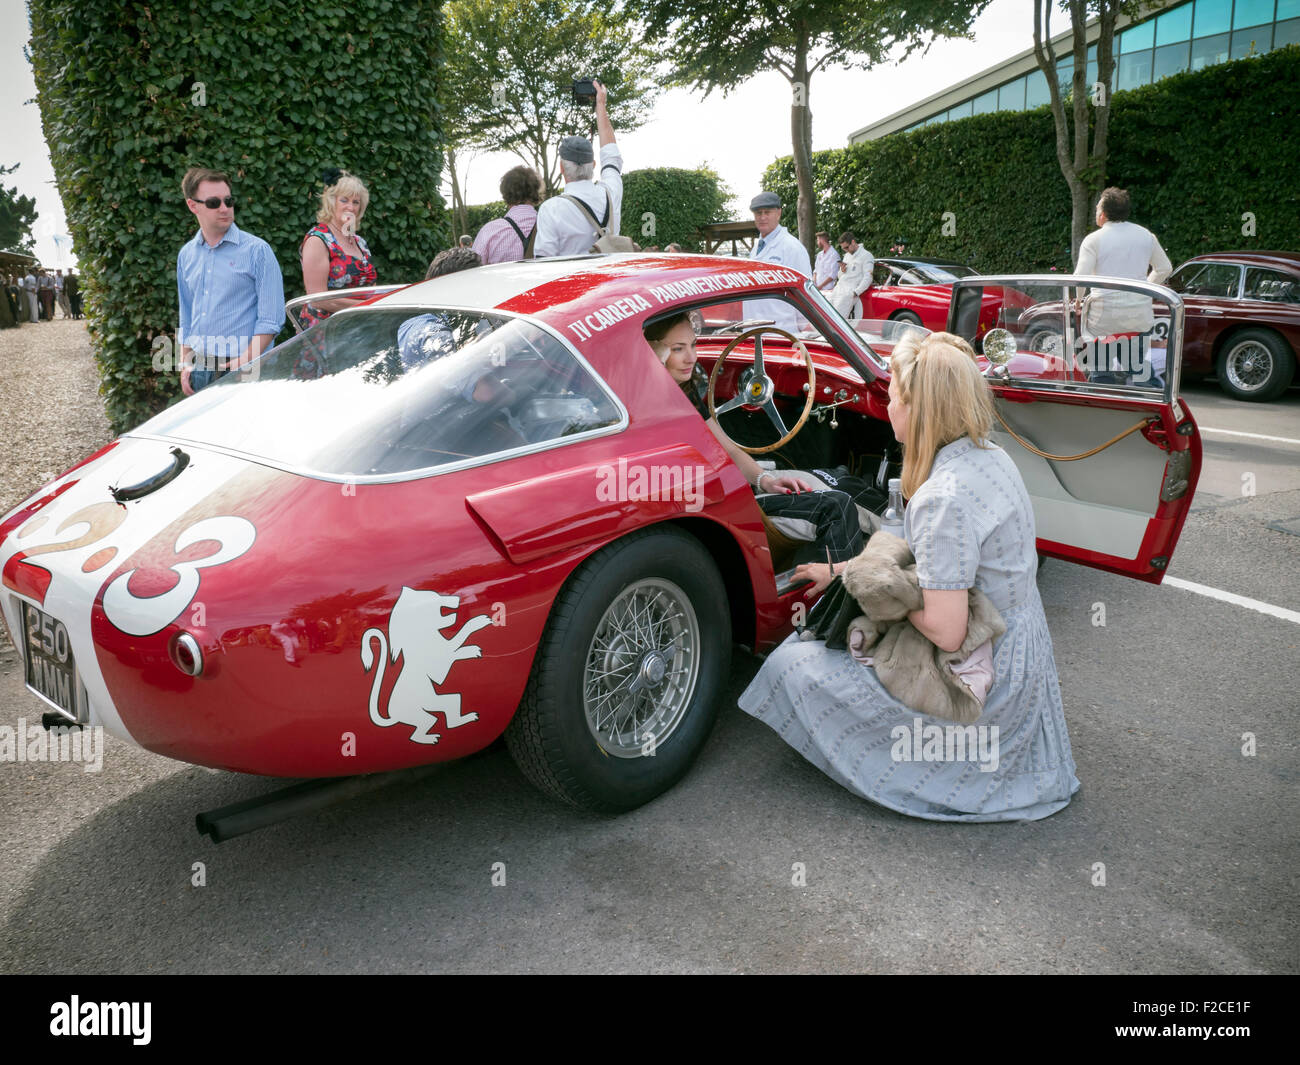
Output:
[
  {"xmin": 1176, "ymin": 262, "xmax": 1242, "ymax": 298},
  {"xmin": 1243, "ymin": 267, "xmax": 1299, "ymax": 303},
  {"xmin": 872, "ymin": 262, "xmax": 892, "ymax": 287}
]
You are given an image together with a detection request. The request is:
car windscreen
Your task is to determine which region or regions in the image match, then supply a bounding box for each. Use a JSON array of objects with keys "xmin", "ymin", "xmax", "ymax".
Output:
[
  {"xmin": 135, "ymin": 308, "xmax": 623, "ymax": 478},
  {"xmin": 900, "ymin": 263, "xmax": 975, "ymax": 284}
]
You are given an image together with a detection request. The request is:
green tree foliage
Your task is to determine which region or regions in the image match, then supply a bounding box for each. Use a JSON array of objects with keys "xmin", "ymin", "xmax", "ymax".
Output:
[
  {"xmin": 1033, "ymin": 0, "xmax": 1143, "ymax": 258},
  {"xmin": 29, "ymin": 0, "xmax": 448, "ymax": 432},
  {"xmin": 762, "ymin": 46, "xmax": 1300, "ymax": 272},
  {"xmin": 631, "ymin": 0, "xmax": 990, "ymax": 257},
  {"xmin": 0, "ymin": 164, "xmax": 39, "ymax": 255},
  {"xmin": 621, "ymin": 166, "xmax": 733, "ymax": 249},
  {"xmin": 443, "ymin": 0, "xmax": 660, "ymax": 200},
  {"xmin": 463, "ymin": 165, "xmax": 731, "ymax": 250}
]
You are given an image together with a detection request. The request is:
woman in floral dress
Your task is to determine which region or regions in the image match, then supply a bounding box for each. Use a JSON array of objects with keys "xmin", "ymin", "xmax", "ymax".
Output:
[{"xmin": 298, "ymin": 168, "xmax": 377, "ymax": 331}]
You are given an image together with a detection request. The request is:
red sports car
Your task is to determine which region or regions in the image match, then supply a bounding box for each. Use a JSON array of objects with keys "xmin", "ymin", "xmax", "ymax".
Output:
[
  {"xmin": 852, "ymin": 257, "xmax": 1035, "ymax": 340},
  {"xmin": 0, "ymin": 256, "xmax": 1203, "ymax": 822}
]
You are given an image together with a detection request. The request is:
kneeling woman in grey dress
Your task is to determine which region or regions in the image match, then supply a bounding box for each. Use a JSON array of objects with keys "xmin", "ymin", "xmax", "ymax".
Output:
[{"xmin": 739, "ymin": 332, "xmax": 1081, "ymax": 821}]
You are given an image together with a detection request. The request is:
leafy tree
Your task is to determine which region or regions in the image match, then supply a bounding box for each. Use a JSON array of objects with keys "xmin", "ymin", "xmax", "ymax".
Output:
[
  {"xmin": 28, "ymin": 0, "xmax": 447, "ymax": 431},
  {"xmin": 442, "ymin": 0, "xmax": 661, "ymax": 199},
  {"xmin": 631, "ymin": 0, "xmax": 991, "ymax": 257},
  {"xmin": 0, "ymin": 163, "xmax": 38, "ymax": 255},
  {"xmin": 1032, "ymin": 0, "xmax": 1142, "ymax": 259}
]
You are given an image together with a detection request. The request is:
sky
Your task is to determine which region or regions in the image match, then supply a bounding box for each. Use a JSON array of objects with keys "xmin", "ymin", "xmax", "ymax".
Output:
[{"xmin": 0, "ymin": 0, "xmax": 1033, "ymax": 266}]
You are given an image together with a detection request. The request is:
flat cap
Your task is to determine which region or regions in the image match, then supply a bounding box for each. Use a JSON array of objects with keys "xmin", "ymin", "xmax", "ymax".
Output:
[
  {"xmin": 749, "ymin": 191, "xmax": 782, "ymax": 211},
  {"xmin": 558, "ymin": 136, "xmax": 595, "ymax": 164}
]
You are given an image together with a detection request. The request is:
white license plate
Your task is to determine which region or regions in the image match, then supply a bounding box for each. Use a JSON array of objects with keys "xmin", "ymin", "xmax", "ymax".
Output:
[{"xmin": 20, "ymin": 600, "xmax": 89, "ymax": 722}]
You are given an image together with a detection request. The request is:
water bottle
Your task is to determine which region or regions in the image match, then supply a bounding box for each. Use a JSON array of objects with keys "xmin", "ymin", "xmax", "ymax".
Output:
[{"xmin": 879, "ymin": 478, "xmax": 905, "ymax": 538}]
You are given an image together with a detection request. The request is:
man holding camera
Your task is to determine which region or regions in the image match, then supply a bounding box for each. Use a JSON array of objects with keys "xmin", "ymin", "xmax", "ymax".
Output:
[{"xmin": 534, "ymin": 79, "xmax": 623, "ymax": 258}]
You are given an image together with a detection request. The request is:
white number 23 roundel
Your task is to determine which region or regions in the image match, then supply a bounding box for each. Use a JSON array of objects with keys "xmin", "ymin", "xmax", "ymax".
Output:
[{"xmin": 101, "ymin": 516, "xmax": 257, "ymax": 636}]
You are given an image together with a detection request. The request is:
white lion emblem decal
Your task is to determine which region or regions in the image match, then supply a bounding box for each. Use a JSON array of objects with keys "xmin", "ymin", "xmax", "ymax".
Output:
[{"xmin": 360, "ymin": 586, "xmax": 493, "ymax": 745}]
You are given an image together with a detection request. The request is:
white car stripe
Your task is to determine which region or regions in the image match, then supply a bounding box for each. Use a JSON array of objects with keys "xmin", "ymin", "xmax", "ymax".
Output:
[{"xmin": 0, "ymin": 440, "xmax": 253, "ymax": 744}]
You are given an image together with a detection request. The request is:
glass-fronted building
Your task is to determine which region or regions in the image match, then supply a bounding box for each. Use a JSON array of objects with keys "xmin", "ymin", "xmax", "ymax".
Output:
[{"xmin": 850, "ymin": 0, "xmax": 1300, "ymax": 141}]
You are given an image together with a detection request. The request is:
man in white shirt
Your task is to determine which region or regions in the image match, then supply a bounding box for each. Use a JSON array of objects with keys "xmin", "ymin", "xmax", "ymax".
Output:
[
  {"xmin": 534, "ymin": 80, "xmax": 623, "ymax": 257},
  {"xmin": 744, "ymin": 191, "xmax": 812, "ymax": 333},
  {"xmin": 830, "ymin": 232, "xmax": 874, "ymax": 319},
  {"xmin": 1074, "ymin": 187, "xmax": 1173, "ymax": 386},
  {"xmin": 813, "ymin": 231, "xmax": 839, "ymax": 292}
]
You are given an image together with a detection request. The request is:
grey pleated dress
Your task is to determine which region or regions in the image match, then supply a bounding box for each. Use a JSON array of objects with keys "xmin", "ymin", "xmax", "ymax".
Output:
[{"xmin": 738, "ymin": 437, "xmax": 1081, "ymax": 822}]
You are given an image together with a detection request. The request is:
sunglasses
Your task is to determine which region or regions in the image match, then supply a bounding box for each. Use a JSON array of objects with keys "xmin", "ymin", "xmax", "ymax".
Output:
[{"xmin": 191, "ymin": 195, "xmax": 235, "ymax": 209}]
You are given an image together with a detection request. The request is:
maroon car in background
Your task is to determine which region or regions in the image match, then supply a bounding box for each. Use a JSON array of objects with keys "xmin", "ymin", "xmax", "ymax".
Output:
[{"xmin": 1165, "ymin": 251, "xmax": 1300, "ymax": 401}]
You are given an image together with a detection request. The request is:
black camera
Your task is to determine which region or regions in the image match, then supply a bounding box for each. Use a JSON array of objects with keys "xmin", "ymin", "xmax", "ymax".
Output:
[{"xmin": 572, "ymin": 78, "xmax": 597, "ymax": 106}]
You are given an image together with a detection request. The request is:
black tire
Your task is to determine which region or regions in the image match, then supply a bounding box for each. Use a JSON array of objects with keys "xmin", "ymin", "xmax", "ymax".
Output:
[
  {"xmin": 505, "ymin": 526, "xmax": 731, "ymax": 812},
  {"xmin": 1216, "ymin": 328, "xmax": 1295, "ymax": 402},
  {"xmin": 891, "ymin": 310, "xmax": 923, "ymax": 326}
]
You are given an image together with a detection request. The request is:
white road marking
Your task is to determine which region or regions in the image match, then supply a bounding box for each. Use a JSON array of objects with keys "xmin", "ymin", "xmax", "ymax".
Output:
[
  {"xmin": 1199, "ymin": 426, "xmax": 1300, "ymax": 446},
  {"xmin": 1164, "ymin": 576, "xmax": 1300, "ymax": 625}
]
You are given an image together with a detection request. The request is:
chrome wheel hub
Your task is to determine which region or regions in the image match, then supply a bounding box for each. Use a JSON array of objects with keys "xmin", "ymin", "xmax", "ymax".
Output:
[
  {"xmin": 583, "ymin": 578, "xmax": 700, "ymax": 758},
  {"xmin": 1227, "ymin": 342, "xmax": 1272, "ymax": 390}
]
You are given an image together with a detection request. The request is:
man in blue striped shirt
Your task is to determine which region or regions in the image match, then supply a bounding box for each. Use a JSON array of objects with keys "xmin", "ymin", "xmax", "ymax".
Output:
[{"xmin": 177, "ymin": 167, "xmax": 285, "ymax": 394}]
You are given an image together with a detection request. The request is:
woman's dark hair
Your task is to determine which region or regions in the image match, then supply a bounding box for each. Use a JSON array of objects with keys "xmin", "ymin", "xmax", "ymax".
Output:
[
  {"xmin": 500, "ymin": 166, "xmax": 542, "ymax": 207},
  {"xmin": 643, "ymin": 311, "xmax": 692, "ymax": 345}
]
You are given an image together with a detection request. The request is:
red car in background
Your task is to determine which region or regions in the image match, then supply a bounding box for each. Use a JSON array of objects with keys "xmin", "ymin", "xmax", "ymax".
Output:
[
  {"xmin": 0, "ymin": 255, "xmax": 1202, "ymax": 828},
  {"xmin": 856, "ymin": 256, "xmax": 1035, "ymax": 339}
]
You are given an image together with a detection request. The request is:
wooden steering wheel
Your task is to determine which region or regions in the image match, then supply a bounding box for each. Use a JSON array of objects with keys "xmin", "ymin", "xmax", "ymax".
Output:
[{"xmin": 706, "ymin": 325, "xmax": 817, "ymax": 455}]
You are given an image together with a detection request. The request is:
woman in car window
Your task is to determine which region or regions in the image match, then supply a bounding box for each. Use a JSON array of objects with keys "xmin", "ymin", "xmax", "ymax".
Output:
[
  {"xmin": 739, "ymin": 331, "xmax": 1080, "ymax": 822},
  {"xmin": 644, "ymin": 312, "xmax": 863, "ymax": 567}
]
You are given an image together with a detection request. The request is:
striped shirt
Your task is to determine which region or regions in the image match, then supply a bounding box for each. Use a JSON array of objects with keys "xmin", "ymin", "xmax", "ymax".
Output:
[
  {"xmin": 177, "ymin": 222, "xmax": 285, "ymax": 359},
  {"xmin": 473, "ymin": 204, "xmax": 538, "ymax": 264}
]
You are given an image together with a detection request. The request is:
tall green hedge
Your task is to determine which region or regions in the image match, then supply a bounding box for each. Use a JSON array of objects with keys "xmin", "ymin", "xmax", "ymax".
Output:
[
  {"xmin": 462, "ymin": 165, "xmax": 732, "ymax": 250},
  {"xmin": 621, "ymin": 166, "xmax": 732, "ymax": 249},
  {"xmin": 30, "ymin": 0, "xmax": 449, "ymax": 432},
  {"xmin": 763, "ymin": 45, "xmax": 1300, "ymax": 272}
]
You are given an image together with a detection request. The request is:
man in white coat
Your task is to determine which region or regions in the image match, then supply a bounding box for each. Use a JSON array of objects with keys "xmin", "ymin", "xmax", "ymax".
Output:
[
  {"xmin": 1074, "ymin": 186, "xmax": 1173, "ymax": 385},
  {"xmin": 533, "ymin": 80, "xmax": 623, "ymax": 258},
  {"xmin": 743, "ymin": 191, "xmax": 811, "ymax": 333},
  {"xmin": 830, "ymin": 232, "xmax": 874, "ymax": 319}
]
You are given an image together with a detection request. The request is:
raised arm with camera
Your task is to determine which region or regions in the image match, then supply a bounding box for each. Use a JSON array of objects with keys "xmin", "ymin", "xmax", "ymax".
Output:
[{"xmin": 533, "ymin": 79, "xmax": 624, "ymax": 257}]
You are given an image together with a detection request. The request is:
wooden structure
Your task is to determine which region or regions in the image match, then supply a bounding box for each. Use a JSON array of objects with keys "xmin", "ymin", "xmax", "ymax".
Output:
[{"xmin": 695, "ymin": 221, "xmax": 759, "ymax": 257}]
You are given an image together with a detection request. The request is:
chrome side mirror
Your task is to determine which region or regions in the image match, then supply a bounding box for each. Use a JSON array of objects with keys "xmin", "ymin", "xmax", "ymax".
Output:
[{"xmin": 983, "ymin": 328, "xmax": 1016, "ymax": 366}]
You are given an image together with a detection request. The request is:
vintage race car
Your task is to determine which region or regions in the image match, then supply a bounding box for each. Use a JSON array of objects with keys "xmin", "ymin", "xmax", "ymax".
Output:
[
  {"xmin": 0, "ymin": 256, "xmax": 1203, "ymax": 818},
  {"xmin": 848, "ymin": 256, "xmax": 1036, "ymax": 338}
]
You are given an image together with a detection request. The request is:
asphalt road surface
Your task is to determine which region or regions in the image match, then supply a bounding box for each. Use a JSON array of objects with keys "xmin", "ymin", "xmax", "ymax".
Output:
[{"xmin": 0, "ymin": 379, "xmax": 1296, "ymax": 974}]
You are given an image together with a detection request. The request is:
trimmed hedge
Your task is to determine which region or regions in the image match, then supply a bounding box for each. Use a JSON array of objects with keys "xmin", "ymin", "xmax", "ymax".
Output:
[
  {"xmin": 763, "ymin": 45, "xmax": 1300, "ymax": 272},
  {"xmin": 621, "ymin": 166, "xmax": 732, "ymax": 249},
  {"xmin": 30, "ymin": 0, "xmax": 449, "ymax": 432},
  {"xmin": 463, "ymin": 165, "xmax": 731, "ymax": 250}
]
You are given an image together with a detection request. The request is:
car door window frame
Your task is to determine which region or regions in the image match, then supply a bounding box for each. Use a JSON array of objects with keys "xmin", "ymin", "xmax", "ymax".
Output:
[{"xmin": 949, "ymin": 274, "xmax": 1186, "ymax": 405}]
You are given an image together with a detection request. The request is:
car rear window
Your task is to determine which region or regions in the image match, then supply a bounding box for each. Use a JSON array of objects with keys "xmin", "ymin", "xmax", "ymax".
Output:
[
  {"xmin": 135, "ymin": 308, "xmax": 623, "ymax": 479},
  {"xmin": 1243, "ymin": 267, "xmax": 1299, "ymax": 303}
]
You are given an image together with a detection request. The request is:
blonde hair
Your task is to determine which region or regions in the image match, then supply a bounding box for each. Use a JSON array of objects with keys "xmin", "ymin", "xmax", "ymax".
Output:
[
  {"xmin": 889, "ymin": 330, "xmax": 994, "ymax": 498},
  {"xmin": 317, "ymin": 171, "xmax": 369, "ymax": 228}
]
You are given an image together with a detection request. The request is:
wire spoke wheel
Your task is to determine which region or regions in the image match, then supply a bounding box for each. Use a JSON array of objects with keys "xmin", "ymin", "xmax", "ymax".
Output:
[
  {"xmin": 583, "ymin": 578, "xmax": 700, "ymax": 758},
  {"xmin": 1225, "ymin": 340, "xmax": 1273, "ymax": 391}
]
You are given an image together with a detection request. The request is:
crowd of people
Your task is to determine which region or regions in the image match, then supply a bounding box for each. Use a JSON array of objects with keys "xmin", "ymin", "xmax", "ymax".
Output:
[{"xmin": 3, "ymin": 265, "xmax": 82, "ymax": 323}]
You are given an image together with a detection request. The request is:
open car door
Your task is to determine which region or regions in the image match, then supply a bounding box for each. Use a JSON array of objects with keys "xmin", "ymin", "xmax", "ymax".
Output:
[{"xmin": 947, "ymin": 275, "xmax": 1202, "ymax": 583}]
